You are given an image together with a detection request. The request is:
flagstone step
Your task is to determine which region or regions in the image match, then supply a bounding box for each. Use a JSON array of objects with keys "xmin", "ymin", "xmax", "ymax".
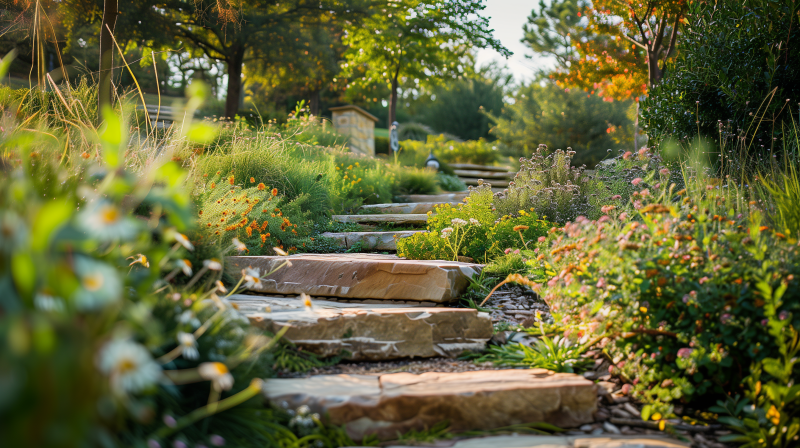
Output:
[
  {"xmin": 321, "ymin": 230, "xmax": 425, "ymax": 251},
  {"xmin": 357, "ymin": 202, "xmax": 457, "ymax": 214},
  {"xmin": 449, "ymin": 163, "xmax": 514, "ymax": 173},
  {"xmin": 463, "ymin": 178, "xmax": 511, "ymax": 187},
  {"xmin": 227, "ymin": 253, "xmax": 481, "ymax": 302},
  {"xmin": 229, "ymin": 295, "xmax": 492, "ymax": 360},
  {"xmin": 396, "ymin": 192, "xmax": 469, "ymax": 203},
  {"xmin": 378, "ymin": 435, "xmax": 689, "ymax": 448},
  {"xmin": 262, "ymin": 369, "xmax": 597, "ymax": 441},
  {"xmin": 453, "ymin": 169, "xmax": 515, "ymax": 180},
  {"xmin": 333, "ymin": 214, "xmax": 428, "ymax": 225}
]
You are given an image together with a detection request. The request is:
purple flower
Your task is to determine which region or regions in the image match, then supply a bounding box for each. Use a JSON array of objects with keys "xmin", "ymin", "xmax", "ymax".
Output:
[
  {"xmin": 720, "ymin": 314, "xmax": 732, "ymax": 324},
  {"xmin": 779, "ymin": 310, "xmax": 790, "ymax": 321},
  {"xmin": 172, "ymin": 442, "xmax": 187, "ymax": 448},
  {"xmin": 163, "ymin": 415, "xmax": 177, "ymax": 428},
  {"xmin": 210, "ymin": 435, "xmax": 225, "ymax": 446},
  {"xmin": 147, "ymin": 441, "xmax": 161, "ymax": 448},
  {"xmin": 761, "ymin": 319, "xmax": 769, "ymax": 326}
]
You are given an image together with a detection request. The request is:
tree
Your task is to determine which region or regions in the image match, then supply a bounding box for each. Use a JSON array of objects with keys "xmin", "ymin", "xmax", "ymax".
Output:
[
  {"xmin": 98, "ymin": 0, "xmax": 117, "ymax": 117},
  {"xmin": 523, "ymin": 0, "xmax": 686, "ymax": 102},
  {"xmin": 488, "ymin": 79, "xmax": 635, "ymax": 167},
  {"xmin": 340, "ymin": 0, "xmax": 510, "ymax": 128}
]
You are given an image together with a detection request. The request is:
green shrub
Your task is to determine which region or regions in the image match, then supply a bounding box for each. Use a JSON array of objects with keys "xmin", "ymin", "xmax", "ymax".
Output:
[
  {"xmin": 642, "ymin": 0, "xmax": 800, "ymax": 152},
  {"xmin": 399, "ymin": 134, "xmax": 502, "ymax": 167},
  {"xmin": 533, "ymin": 178, "xmax": 800, "ymax": 414},
  {"xmin": 391, "ymin": 167, "xmax": 439, "ymax": 196},
  {"xmin": 436, "ymin": 172, "xmax": 467, "ymax": 192}
]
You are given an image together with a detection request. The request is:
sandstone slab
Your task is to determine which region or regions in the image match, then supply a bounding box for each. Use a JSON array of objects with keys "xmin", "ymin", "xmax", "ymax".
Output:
[
  {"xmin": 358, "ymin": 202, "xmax": 457, "ymax": 214},
  {"xmin": 321, "ymin": 230, "xmax": 425, "ymax": 251},
  {"xmin": 229, "ymin": 295, "xmax": 492, "ymax": 360},
  {"xmin": 380, "ymin": 435, "xmax": 688, "ymax": 448},
  {"xmin": 449, "ymin": 163, "xmax": 513, "ymax": 173},
  {"xmin": 264, "ymin": 369, "xmax": 597, "ymax": 441},
  {"xmin": 396, "ymin": 192, "xmax": 469, "ymax": 203},
  {"xmin": 454, "ymin": 169, "xmax": 515, "ymax": 180},
  {"xmin": 333, "ymin": 214, "xmax": 428, "ymax": 225},
  {"xmin": 227, "ymin": 254, "xmax": 480, "ymax": 302}
]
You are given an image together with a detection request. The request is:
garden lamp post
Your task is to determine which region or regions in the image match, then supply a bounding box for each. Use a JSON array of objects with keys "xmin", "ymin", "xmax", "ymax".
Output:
[
  {"xmin": 390, "ymin": 121, "xmax": 400, "ymax": 154},
  {"xmin": 425, "ymin": 151, "xmax": 440, "ymax": 171}
]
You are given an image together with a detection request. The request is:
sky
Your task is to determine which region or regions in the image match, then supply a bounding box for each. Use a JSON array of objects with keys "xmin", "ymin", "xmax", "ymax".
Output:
[{"xmin": 475, "ymin": 0, "xmax": 555, "ymax": 84}]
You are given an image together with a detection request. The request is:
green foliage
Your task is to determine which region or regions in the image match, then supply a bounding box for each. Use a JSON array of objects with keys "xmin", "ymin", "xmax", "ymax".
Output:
[
  {"xmin": 399, "ymin": 134, "xmax": 502, "ymax": 167},
  {"xmin": 533, "ymin": 174, "xmax": 800, "ymax": 413},
  {"xmin": 391, "ymin": 167, "xmax": 439, "ymax": 196},
  {"xmin": 398, "ymin": 122, "xmax": 436, "ymax": 142},
  {"xmin": 643, "ymin": 0, "xmax": 800, "ymax": 151},
  {"xmin": 522, "ymin": 0, "xmax": 588, "ymax": 67},
  {"xmin": 436, "ymin": 173, "xmax": 467, "ymax": 192},
  {"xmin": 757, "ymin": 157, "xmax": 800, "ymax": 238},
  {"xmin": 396, "ymin": 421, "xmax": 453, "ymax": 444},
  {"xmin": 489, "ymin": 80, "xmax": 635, "ymax": 168},
  {"xmin": 471, "ymin": 337, "xmax": 593, "ymax": 373}
]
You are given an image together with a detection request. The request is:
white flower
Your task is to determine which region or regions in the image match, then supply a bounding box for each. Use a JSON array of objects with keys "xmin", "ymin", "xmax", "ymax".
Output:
[
  {"xmin": 242, "ymin": 266, "xmax": 262, "ymax": 289},
  {"xmin": 198, "ymin": 362, "xmax": 234, "ymax": 391},
  {"xmin": 128, "ymin": 254, "xmax": 149, "ymax": 268},
  {"xmin": 232, "ymin": 238, "xmax": 247, "ymax": 253},
  {"xmin": 301, "ymin": 293, "xmax": 313, "ymax": 311},
  {"xmin": 450, "ymin": 218, "xmax": 467, "ymax": 226},
  {"xmin": 215, "ymin": 280, "xmax": 227, "ymax": 294},
  {"xmin": 98, "ymin": 338, "xmax": 162, "ymax": 394},
  {"xmin": 203, "ymin": 259, "xmax": 223, "ymax": 271},
  {"xmin": 72, "ymin": 256, "xmax": 122, "ymax": 310},
  {"xmin": 167, "ymin": 229, "xmax": 194, "ymax": 251},
  {"xmin": 78, "ymin": 201, "xmax": 138, "ymax": 241},
  {"xmin": 177, "ymin": 310, "xmax": 201, "ymax": 328},
  {"xmin": 469, "ymin": 218, "xmax": 480, "ymax": 226},
  {"xmin": 177, "ymin": 259, "xmax": 193, "ymax": 276},
  {"xmin": 440, "ymin": 227, "xmax": 454, "ymax": 238},
  {"xmin": 177, "ymin": 332, "xmax": 198, "ymax": 360},
  {"xmin": 34, "ymin": 290, "xmax": 65, "ymax": 313}
]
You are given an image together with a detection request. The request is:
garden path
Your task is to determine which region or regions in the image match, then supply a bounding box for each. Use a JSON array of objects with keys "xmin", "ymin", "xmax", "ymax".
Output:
[{"xmin": 225, "ymin": 188, "xmax": 702, "ymax": 447}]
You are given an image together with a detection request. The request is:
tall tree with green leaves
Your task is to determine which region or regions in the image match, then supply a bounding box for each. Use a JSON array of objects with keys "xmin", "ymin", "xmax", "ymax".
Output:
[{"xmin": 341, "ymin": 0, "xmax": 510, "ymax": 128}]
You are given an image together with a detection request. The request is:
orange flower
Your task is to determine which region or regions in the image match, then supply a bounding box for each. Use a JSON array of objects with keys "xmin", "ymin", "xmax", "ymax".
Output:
[
  {"xmin": 210, "ymin": 182, "xmax": 216, "ymax": 189},
  {"xmin": 257, "ymin": 183, "xmax": 266, "ymax": 190},
  {"xmin": 261, "ymin": 234, "xmax": 267, "ymax": 243},
  {"xmin": 246, "ymin": 227, "xmax": 253, "ymax": 237},
  {"xmin": 250, "ymin": 177, "xmax": 255, "ymax": 183},
  {"xmin": 271, "ymin": 188, "xmax": 278, "ymax": 196},
  {"xmin": 229, "ymin": 175, "xmax": 235, "ymax": 185}
]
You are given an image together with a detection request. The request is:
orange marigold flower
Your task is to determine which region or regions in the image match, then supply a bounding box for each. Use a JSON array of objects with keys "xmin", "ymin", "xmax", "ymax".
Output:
[
  {"xmin": 261, "ymin": 234, "xmax": 267, "ymax": 243},
  {"xmin": 250, "ymin": 177, "xmax": 255, "ymax": 183},
  {"xmin": 759, "ymin": 226, "xmax": 769, "ymax": 232},
  {"xmin": 229, "ymin": 176, "xmax": 235, "ymax": 185},
  {"xmin": 258, "ymin": 183, "xmax": 266, "ymax": 190},
  {"xmin": 246, "ymin": 227, "xmax": 253, "ymax": 237},
  {"xmin": 271, "ymin": 188, "xmax": 278, "ymax": 196}
]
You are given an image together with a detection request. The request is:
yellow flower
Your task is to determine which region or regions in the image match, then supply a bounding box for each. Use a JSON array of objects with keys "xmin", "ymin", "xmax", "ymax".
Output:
[
  {"xmin": 767, "ymin": 405, "xmax": 780, "ymax": 425},
  {"xmin": 639, "ymin": 307, "xmax": 648, "ymax": 313}
]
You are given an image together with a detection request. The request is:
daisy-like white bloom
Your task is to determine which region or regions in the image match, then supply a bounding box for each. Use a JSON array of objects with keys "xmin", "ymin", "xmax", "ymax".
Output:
[
  {"xmin": 203, "ymin": 259, "xmax": 223, "ymax": 271},
  {"xmin": 73, "ymin": 256, "xmax": 122, "ymax": 310},
  {"xmin": 440, "ymin": 227, "xmax": 453, "ymax": 238},
  {"xmin": 78, "ymin": 201, "xmax": 138, "ymax": 241},
  {"xmin": 167, "ymin": 229, "xmax": 194, "ymax": 251},
  {"xmin": 300, "ymin": 293, "xmax": 313, "ymax": 311},
  {"xmin": 450, "ymin": 218, "xmax": 467, "ymax": 227},
  {"xmin": 177, "ymin": 259, "xmax": 193, "ymax": 276},
  {"xmin": 34, "ymin": 290, "xmax": 65, "ymax": 313},
  {"xmin": 128, "ymin": 254, "xmax": 149, "ymax": 268},
  {"xmin": 98, "ymin": 338, "xmax": 162, "ymax": 394},
  {"xmin": 242, "ymin": 267, "xmax": 262, "ymax": 289},
  {"xmin": 198, "ymin": 362, "xmax": 234, "ymax": 391},
  {"xmin": 215, "ymin": 280, "xmax": 228, "ymax": 294},
  {"xmin": 232, "ymin": 238, "xmax": 247, "ymax": 253},
  {"xmin": 177, "ymin": 332, "xmax": 199, "ymax": 360},
  {"xmin": 469, "ymin": 218, "xmax": 480, "ymax": 226}
]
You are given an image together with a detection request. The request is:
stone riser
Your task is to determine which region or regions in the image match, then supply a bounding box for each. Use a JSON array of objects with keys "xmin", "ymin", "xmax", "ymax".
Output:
[
  {"xmin": 321, "ymin": 230, "xmax": 424, "ymax": 251},
  {"xmin": 357, "ymin": 202, "xmax": 458, "ymax": 214},
  {"xmin": 333, "ymin": 214, "xmax": 428, "ymax": 225}
]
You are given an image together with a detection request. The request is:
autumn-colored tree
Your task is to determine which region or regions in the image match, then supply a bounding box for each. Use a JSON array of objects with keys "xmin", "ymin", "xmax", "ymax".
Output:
[
  {"xmin": 341, "ymin": 0, "xmax": 509, "ymax": 128},
  {"xmin": 525, "ymin": 0, "xmax": 686, "ymax": 102}
]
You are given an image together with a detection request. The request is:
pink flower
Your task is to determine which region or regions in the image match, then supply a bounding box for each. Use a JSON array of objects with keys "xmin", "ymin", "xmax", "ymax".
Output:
[
  {"xmin": 720, "ymin": 314, "xmax": 732, "ymax": 324},
  {"xmin": 596, "ymin": 277, "xmax": 607, "ymax": 288},
  {"xmin": 623, "ymin": 151, "xmax": 632, "ymax": 160},
  {"xmin": 611, "ymin": 195, "xmax": 622, "ymax": 200},
  {"xmin": 638, "ymin": 147, "xmax": 649, "ymax": 156},
  {"xmin": 538, "ymin": 236, "xmax": 546, "ymax": 242},
  {"xmin": 547, "ymin": 278, "xmax": 558, "ymax": 287},
  {"xmin": 620, "ymin": 384, "xmax": 632, "ymax": 395},
  {"xmin": 659, "ymin": 168, "xmax": 670, "ymax": 176},
  {"xmin": 699, "ymin": 276, "xmax": 710, "ymax": 284},
  {"xmin": 677, "ymin": 348, "xmax": 694, "ymax": 358},
  {"xmin": 601, "ymin": 205, "xmax": 616, "ymax": 214},
  {"xmin": 598, "ymin": 215, "xmax": 610, "ymax": 223},
  {"xmin": 633, "ymin": 200, "xmax": 643, "ymax": 210},
  {"xmin": 514, "ymin": 249, "xmax": 521, "ymax": 255},
  {"xmin": 632, "ymin": 178, "xmax": 643, "ymax": 186},
  {"xmin": 639, "ymin": 189, "xmax": 650, "ymax": 198},
  {"xmin": 504, "ymin": 248, "xmax": 512, "ymax": 254},
  {"xmin": 619, "ymin": 212, "xmax": 628, "ymax": 220}
]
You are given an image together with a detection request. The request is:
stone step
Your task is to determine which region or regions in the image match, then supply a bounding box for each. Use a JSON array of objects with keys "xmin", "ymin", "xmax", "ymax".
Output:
[
  {"xmin": 321, "ymin": 230, "xmax": 424, "ymax": 251},
  {"xmin": 229, "ymin": 295, "xmax": 492, "ymax": 360},
  {"xmin": 463, "ymin": 178, "xmax": 511, "ymax": 187},
  {"xmin": 262, "ymin": 369, "xmax": 597, "ymax": 441},
  {"xmin": 333, "ymin": 214, "xmax": 428, "ymax": 225},
  {"xmin": 227, "ymin": 254, "xmax": 480, "ymax": 302},
  {"xmin": 449, "ymin": 163, "xmax": 513, "ymax": 173},
  {"xmin": 358, "ymin": 202, "xmax": 457, "ymax": 214},
  {"xmin": 454, "ymin": 169, "xmax": 515, "ymax": 180},
  {"xmin": 396, "ymin": 192, "xmax": 468, "ymax": 203},
  {"xmin": 378, "ymin": 435, "xmax": 689, "ymax": 448}
]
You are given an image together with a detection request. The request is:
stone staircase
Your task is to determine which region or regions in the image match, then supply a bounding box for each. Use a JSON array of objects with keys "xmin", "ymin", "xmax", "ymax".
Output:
[
  {"xmin": 450, "ymin": 162, "xmax": 515, "ymax": 188},
  {"xmin": 224, "ymin": 192, "xmax": 692, "ymax": 447}
]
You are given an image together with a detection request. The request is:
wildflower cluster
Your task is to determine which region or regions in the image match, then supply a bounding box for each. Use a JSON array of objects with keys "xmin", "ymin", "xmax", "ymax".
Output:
[{"xmin": 531, "ymin": 179, "xmax": 800, "ymax": 416}]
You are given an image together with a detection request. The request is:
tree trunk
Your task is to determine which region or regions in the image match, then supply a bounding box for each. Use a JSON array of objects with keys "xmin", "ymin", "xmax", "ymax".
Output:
[
  {"xmin": 98, "ymin": 0, "xmax": 119, "ymax": 121},
  {"xmin": 224, "ymin": 45, "xmax": 245, "ymax": 120},
  {"xmin": 647, "ymin": 50, "xmax": 664, "ymax": 87},
  {"xmin": 309, "ymin": 89, "xmax": 320, "ymax": 116},
  {"xmin": 388, "ymin": 75, "xmax": 398, "ymax": 128}
]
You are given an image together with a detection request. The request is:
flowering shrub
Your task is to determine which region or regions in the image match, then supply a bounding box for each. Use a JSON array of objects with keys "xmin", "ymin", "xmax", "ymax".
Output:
[
  {"xmin": 533, "ymin": 180, "xmax": 800, "ymax": 414},
  {"xmin": 398, "ymin": 134, "xmax": 502, "ymax": 167}
]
